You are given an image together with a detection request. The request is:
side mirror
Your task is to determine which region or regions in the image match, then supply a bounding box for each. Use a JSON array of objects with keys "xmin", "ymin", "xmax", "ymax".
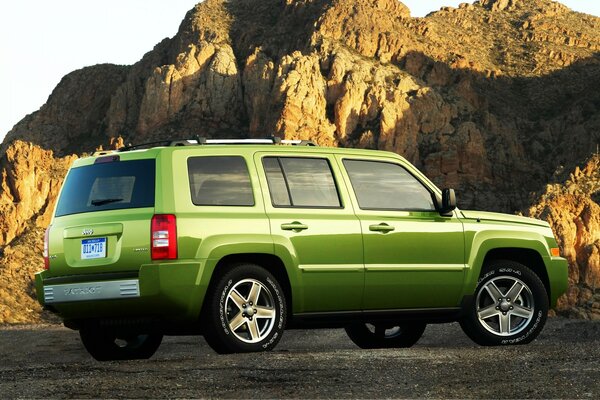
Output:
[{"xmin": 439, "ymin": 188, "xmax": 456, "ymax": 216}]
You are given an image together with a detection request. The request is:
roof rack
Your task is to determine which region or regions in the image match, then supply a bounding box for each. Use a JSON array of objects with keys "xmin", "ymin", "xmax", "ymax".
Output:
[
  {"xmin": 195, "ymin": 137, "xmax": 316, "ymax": 146},
  {"xmin": 117, "ymin": 137, "xmax": 316, "ymax": 152}
]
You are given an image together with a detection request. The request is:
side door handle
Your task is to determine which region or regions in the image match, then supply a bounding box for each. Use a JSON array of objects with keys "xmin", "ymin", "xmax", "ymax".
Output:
[
  {"xmin": 281, "ymin": 222, "xmax": 308, "ymax": 232},
  {"xmin": 369, "ymin": 223, "xmax": 395, "ymax": 233}
]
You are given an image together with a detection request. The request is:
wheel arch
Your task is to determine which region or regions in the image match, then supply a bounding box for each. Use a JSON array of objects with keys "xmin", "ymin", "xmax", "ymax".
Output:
[
  {"xmin": 481, "ymin": 248, "xmax": 551, "ymax": 303},
  {"xmin": 204, "ymin": 253, "xmax": 293, "ymax": 325}
]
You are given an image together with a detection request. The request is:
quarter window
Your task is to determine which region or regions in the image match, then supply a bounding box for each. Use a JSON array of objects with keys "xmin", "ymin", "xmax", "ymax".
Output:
[
  {"xmin": 343, "ymin": 159, "xmax": 435, "ymax": 211},
  {"xmin": 263, "ymin": 157, "xmax": 341, "ymax": 208},
  {"xmin": 188, "ymin": 156, "xmax": 254, "ymax": 206}
]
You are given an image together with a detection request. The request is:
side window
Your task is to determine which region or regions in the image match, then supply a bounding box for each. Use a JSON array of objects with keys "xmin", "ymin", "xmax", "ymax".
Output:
[
  {"xmin": 262, "ymin": 157, "xmax": 341, "ymax": 208},
  {"xmin": 262, "ymin": 157, "xmax": 291, "ymax": 206},
  {"xmin": 188, "ymin": 156, "xmax": 254, "ymax": 206},
  {"xmin": 343, "ymin": 159, "xmax": 435, "ymax": 211}
]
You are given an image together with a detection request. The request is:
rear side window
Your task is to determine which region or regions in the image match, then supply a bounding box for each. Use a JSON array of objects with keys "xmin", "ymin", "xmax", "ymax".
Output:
[
  {"xmin": 263, "ymin": 157, "xmax": 341, "ymax": 208},
  {"xmin": 343, "ymin": 159, "xmax": 435, "ymax": 211},
  {"xmin": 188, "ymin": 156, "xmax": 254, "ymax": 206},
  {"xmin": 55, "ymin": 159, "xmax": 155, "ymax": 217}
]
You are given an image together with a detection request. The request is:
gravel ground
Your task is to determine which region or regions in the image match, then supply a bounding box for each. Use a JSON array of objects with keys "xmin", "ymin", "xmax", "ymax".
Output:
[{"xmin": 1, "ymin": 317, "xmax": 599, "ymax": 399}]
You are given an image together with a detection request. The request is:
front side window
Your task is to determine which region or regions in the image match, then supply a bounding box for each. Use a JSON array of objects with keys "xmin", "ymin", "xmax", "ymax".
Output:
[
  {"xmin": 263, "ymin": 157, "xmax": 341, "ymax": 208},
  {"xmin": 188, "ymin": 156, "xmax": 254, "ymax": 206},
  {"xmin": 343, "ymin": 159, "xmax": 435, "ymax": 211}
]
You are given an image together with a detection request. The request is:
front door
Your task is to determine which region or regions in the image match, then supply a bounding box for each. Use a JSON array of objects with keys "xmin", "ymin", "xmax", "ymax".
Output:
[{"xmin": 338, "ymin": 156, "xmax": 466, "ymax": 310}]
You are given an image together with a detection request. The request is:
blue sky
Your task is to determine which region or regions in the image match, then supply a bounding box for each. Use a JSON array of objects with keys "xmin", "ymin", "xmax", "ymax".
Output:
[{"xmin": 1, "ymin": 0, "xmax": 598, "ymax": 143}]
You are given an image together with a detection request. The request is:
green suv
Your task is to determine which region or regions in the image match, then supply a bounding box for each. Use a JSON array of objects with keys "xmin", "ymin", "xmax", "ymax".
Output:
[{"xmin": 35, "ymin": 138, "xmax": 568, "ymax": 360}]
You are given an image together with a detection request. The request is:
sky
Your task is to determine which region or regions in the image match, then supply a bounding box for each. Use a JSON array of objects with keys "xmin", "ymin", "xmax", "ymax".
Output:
[{"xmin": 1, "ymin": 0, "xmax": 599, "ymax": 143}]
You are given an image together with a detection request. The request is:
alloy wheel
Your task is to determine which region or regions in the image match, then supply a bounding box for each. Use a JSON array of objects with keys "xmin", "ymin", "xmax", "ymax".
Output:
[
  {"xmin": 475, "ymin": 275, "xmax": 535, "ymax": 336},
  {"xmin": 225, "ymin": 278, "xmax": 277, "ymax": 343}
]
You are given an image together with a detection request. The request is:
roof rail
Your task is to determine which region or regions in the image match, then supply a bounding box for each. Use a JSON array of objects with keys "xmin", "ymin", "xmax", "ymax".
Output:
[
  {"xmin": 119, "ymin": 140, "xmax": 174, "ymax": 152},
  {"xmin": 117, "ymin": 137, "xmax": 316, "ymax": 152},
  {"xmin": 196, "ymin": 137, "xmax": 316, "ymax": 146}
]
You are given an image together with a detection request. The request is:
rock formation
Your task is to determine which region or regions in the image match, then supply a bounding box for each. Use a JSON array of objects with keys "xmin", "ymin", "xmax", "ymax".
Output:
[
  {"xmin": 1, "ymin": 0, "xmax": 599, "ymax": 322},
  {"xmin": 529, "ymin": 154, "xmax": 600, "ymax": 319},
  {"xmin": 0, "ymin": 141, "xmax": 77, "ymax": 245}
]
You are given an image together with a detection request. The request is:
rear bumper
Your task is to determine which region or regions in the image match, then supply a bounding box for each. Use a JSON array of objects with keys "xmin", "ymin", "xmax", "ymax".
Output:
[
  {"xmin": 35, "ymin": 260, "xmax": 206, "ymax": 325},
  {"xmin": 545, "ymin": 256, "xmax": 569, "ymax": 308},
  {"xmin": 43, "ymin": 279, "xmax": 140, "ymax": 303}
]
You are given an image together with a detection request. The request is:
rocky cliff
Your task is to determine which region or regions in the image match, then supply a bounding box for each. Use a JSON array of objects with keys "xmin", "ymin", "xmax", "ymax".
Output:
[
  {"xmin": 1, "ymin": 0, "xmax": 599, "ymax": 322},
  {"xmin": 529, "ymin": 154, "xmax": 600, "ymax": 319}
]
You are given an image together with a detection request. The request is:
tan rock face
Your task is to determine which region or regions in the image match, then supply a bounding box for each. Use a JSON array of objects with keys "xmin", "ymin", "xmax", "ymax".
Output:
[
  {"xmin": 0, "ymin": 141, "xmax": 76, "ymax": 246},
  {"xmin": 529, "ymin": 155, "xmax": 600, "ymax": 317},
  {"xmin": 1, "ymin": 0, "xmax": 600, "ymax": 321},
  {"xmin": 271, "ymin": 52, "xmax": 337, "ymax": 145},
  {"xmin": 2, "ymin": 65, "xmax": 128, "ymax": 156},
  {"xmin": 0, "ymin": 226, "xmax": 60, "ymax": 324}
]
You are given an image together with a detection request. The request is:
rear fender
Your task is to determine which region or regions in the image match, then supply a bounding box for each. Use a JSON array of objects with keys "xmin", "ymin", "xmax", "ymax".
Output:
[{"xmin": 190, "ymin": 235, "xmax": 303, "ymax": 316}]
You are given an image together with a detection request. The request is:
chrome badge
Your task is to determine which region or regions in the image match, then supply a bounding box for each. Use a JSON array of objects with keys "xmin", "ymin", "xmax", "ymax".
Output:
[{"xmin": 82, "ymin": 229, "xmax": 94, "ymax": 236}]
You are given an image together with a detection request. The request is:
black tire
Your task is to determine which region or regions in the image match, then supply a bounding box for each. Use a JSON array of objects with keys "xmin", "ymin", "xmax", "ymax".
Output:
[
  {"xmin": 79, "ymin": 328, "xmax": 163, "ymax": 361},
  {"xmin": 460, "ymin": 259, "xmax": 548, "ymax": 346},
  {"xmin": 345, "ymin": 323, "xmax": 426, "ymax": 349},
  {"xmin": 202, "ymin": 263, "xmax": 286, "ymax": 354}
]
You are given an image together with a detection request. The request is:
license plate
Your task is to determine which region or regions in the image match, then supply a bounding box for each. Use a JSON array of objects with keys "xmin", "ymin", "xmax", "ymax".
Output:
[{"xmin": 81, "ymin": 238, "xmax": 107, "ymax": 260}]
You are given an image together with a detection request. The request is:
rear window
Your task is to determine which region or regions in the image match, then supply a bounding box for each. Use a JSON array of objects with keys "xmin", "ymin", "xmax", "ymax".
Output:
[
  {"xmin": 187, "ymin": 156, "xmax": 254, "ymax": 206},
  {"xmin": 55, "ymin": 159, "xmax": 155, "ymax": 217}
]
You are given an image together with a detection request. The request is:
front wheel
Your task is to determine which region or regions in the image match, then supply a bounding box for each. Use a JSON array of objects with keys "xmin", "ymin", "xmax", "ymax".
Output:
[
  {"xmin": 202, "ymin": 264, "xmax": 286, "ymax": 354},
  {"xmin": 79, "ymin": 329, "xmax": 163, "ymax": 361},
  {"xmin": 345, "ymin": 323, "xmax": 426, "ymax": 349},
  {"xmin": 460, "ymin": 260, "xmax": 548, "ymax": 346}
]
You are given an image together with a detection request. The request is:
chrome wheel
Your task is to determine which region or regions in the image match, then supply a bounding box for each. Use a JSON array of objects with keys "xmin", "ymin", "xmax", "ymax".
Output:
[
  {"xmin": 225, "ymin": 278, "xmax": 276, "ymax": 343},
  {"xmin": 476, "ymin": 275, "xmax": 535, "ymax": 336}
]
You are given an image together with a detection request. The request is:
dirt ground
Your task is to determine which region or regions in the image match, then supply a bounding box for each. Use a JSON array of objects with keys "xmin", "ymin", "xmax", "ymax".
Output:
[{"xmin": 0, "ymin": 317, "xmax": 599, "ymax": 399}]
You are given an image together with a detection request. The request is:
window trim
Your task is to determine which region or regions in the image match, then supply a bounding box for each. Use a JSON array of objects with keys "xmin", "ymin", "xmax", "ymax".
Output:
[
  {"xmin": 341, "ymin": 158, "xmax": 438, "ymax": 212},
  {"xmin": 262, "ymin": 156, "xmax": 344, "ymax": 209},
  {"xmin": 187, "ymin": 155, "xmax": 256, "ymax": 207}
]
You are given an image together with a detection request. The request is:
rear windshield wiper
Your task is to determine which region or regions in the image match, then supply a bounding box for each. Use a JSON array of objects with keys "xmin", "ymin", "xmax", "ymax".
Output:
[{"xmin": 90, "ymin": 198, "xmax": 123, "ymax": 206}]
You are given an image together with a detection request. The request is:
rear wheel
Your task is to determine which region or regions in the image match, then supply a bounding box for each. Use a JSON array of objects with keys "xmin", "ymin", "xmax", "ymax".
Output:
[
  {"xmin": 202, "ymin": 264, "xmax": 286, "ymax": 354},
  {"xmin": 345, "ymin": 323, "xmax": 426, "ymax": 349},
  {"xmin": 460, "ymin": 260, "xmax": 548, "ymax": 346},
  {"xmin": 79, "ymin": 329, "xmax": 163, "ymax": 361}
]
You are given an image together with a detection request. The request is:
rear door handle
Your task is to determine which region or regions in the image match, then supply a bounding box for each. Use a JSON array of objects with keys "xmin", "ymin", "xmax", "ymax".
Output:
[
  {"xmin": 369, "ymin": 223, "xmax": 395, "ymax": 233},
  {"xmin": 281, "ymin": 222, "xmax": 308, "ymax": 231}
]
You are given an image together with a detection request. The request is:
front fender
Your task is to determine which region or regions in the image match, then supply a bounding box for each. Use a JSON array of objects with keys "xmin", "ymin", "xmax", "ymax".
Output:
[{"xmin": 462, "ymin": 229, "xmax": 552, "ymax": 297}]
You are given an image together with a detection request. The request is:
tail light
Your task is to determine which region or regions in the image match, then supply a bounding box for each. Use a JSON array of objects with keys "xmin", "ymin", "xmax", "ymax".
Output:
[
  {"xmin": 151, "ymin": 214, "xmax": 177, "ymax": 260},
  {"xmin": 43, "ymin": 226, "xmax": 51, "ymax": 270}
]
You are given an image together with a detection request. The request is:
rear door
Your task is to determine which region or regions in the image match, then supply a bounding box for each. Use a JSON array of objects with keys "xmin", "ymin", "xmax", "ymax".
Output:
[
  {"xmin": 47, "ymin": 155, "xmax": 156, "ymax": 276},
  {"xmin": 254, "ymin": 152, "xmax": 364, "ymax": 313},
  {"xmin": 337, "ymin": 156, "xmax": 466, "ymax": 309}
]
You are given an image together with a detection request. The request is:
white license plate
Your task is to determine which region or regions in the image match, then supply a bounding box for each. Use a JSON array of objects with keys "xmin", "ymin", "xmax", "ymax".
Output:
[{"xmin": 81, "ymin": 238, "xmax": 107, "ymax": 260}]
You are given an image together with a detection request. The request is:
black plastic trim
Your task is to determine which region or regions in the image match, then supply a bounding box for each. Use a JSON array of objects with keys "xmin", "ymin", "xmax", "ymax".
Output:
[{"xmin": 290, "ymin": 307, "xmax": 462, "ymax": 328}]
